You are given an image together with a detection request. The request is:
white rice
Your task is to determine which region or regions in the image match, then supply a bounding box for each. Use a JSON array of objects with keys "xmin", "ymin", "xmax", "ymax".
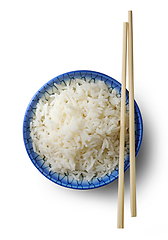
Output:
[{"xmin": 30, "ymin": 79, "xmax": 129, "ymax": 181}]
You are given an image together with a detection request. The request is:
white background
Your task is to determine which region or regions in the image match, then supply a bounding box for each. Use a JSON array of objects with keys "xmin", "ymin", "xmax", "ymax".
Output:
[{"xmin": 1, "ymin": 0, "xmax": 168, "ymax": 239}]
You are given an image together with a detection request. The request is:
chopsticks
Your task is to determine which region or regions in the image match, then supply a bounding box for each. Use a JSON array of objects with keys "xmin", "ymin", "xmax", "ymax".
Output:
[
  {"xmin": 128, "ymin": 10, "xmax": 137, "ymax": 218},
  {"xmin": 117, "ymin": 22, "xmax": 127, "ymax": 229},
  {"xmin": 117, "ymin": 10, "xmax": 136, "ymax": 228}
]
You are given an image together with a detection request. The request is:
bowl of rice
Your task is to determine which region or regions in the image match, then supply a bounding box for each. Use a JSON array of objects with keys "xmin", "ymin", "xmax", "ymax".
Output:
[{"xmin": 23, "ymin": 70, "xmax": 143, "ymax": 189}]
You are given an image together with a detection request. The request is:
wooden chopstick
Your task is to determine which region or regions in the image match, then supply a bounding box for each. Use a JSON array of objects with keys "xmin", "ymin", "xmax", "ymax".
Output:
[
  {"xmin": 128, "ymin": 10, "xmax": 137, "ymax": 217},
  {"xmin": 117, "ymin": 22, "xmax": 128, "ymax": 229}
]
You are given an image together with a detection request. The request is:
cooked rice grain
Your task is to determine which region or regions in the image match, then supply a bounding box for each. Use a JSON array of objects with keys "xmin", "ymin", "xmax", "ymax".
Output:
[{"xmin": 30, "ymin": 79, "xmax": 128, "ymax": 181}]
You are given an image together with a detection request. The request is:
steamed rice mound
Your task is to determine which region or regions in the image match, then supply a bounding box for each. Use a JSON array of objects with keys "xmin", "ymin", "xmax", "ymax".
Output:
[{"xmin": 30, "ymin": 79, "xmax": 128, "ymax": 181}]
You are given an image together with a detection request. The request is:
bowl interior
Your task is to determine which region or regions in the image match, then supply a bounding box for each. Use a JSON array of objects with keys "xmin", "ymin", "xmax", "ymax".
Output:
[{"xmin": 23, "ymin": 70, "xmax": 143, "ymax": 189}]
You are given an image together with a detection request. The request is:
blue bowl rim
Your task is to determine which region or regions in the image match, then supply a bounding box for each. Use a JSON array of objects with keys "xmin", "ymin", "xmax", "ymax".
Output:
[{"xmin": 23, "ymin": 70, "xmax": 143, "ymax": 190}]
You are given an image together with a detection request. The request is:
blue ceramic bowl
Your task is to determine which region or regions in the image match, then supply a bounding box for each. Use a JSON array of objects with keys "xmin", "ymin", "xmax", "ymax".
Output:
[{"xmin": 23, "ymin": 70, "xmax": 143, "ymax": 190}]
